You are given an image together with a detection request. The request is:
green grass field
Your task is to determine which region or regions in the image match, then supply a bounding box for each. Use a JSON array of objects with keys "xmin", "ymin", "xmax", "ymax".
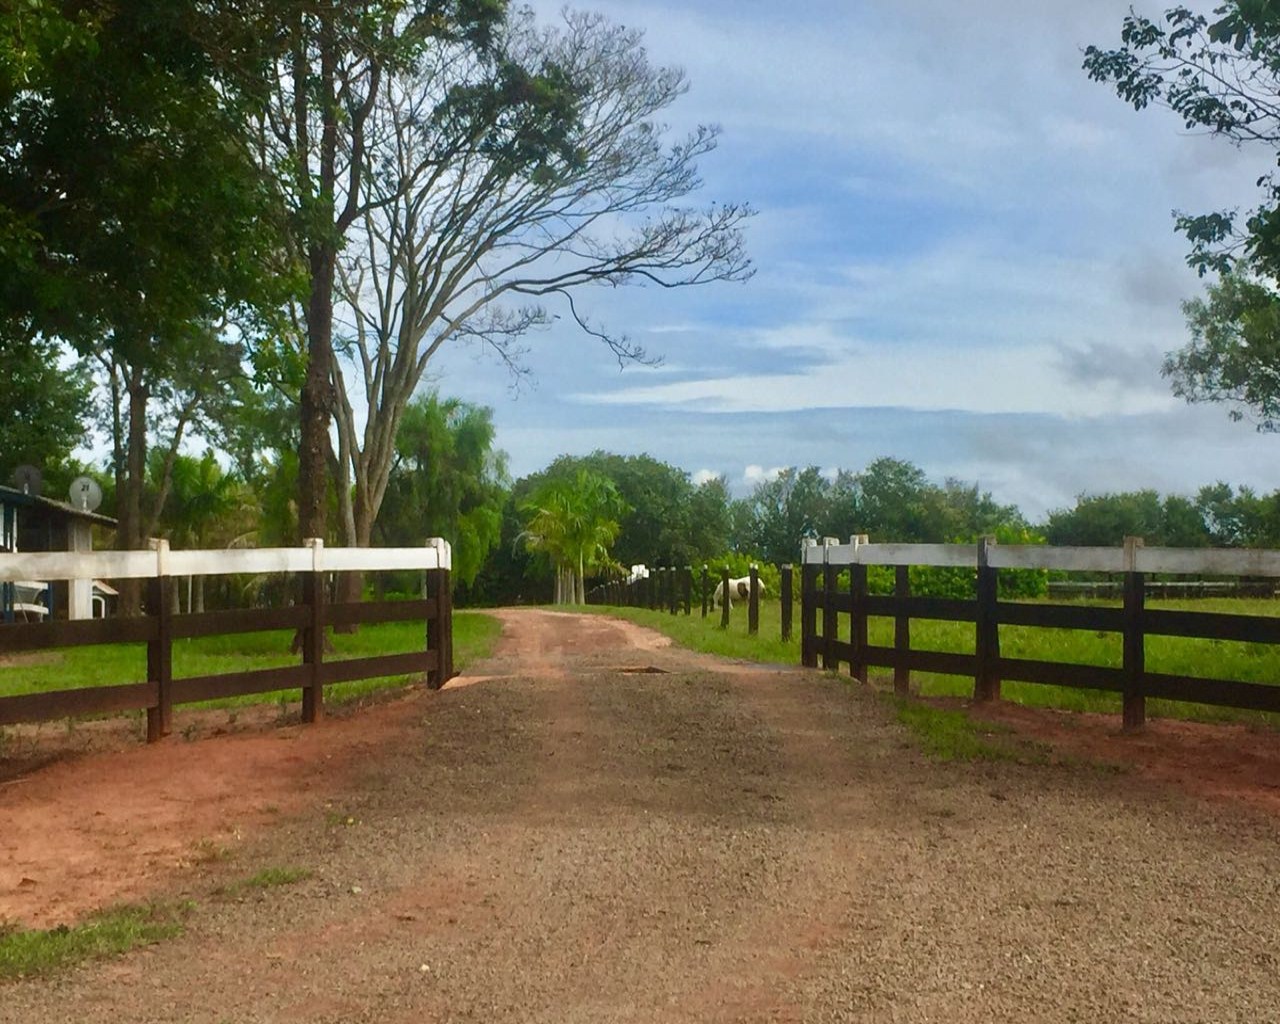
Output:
[
  {"xmin": 587, "ymin": 597, "xmax": 1280, "ymax": 727},
  {"xmin": 0, "ymin": 611, "xmax": 502, "ymax": 710}
]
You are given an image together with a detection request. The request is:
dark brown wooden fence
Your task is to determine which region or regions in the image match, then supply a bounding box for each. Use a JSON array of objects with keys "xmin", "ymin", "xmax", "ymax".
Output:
[
  {"xmin": 801, "ymin": 535, "xmax": 1280, "ymax": 729},
  {"xmin": 590, "ymin": 563, "xmax": 770, "ymax": 632},
  {"xmin": 0, "ymin": 539, "xmax": 454, "ymax": 742}
]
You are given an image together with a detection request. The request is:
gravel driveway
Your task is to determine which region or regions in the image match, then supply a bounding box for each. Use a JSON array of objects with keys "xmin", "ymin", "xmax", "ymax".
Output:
[{"xmin": 6, "ymin": 608, "xmax": 1280, "ymax": 1023}]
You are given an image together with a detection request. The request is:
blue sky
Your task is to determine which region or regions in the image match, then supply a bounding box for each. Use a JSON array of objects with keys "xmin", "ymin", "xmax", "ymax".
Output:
[{"xmin": 428, "ymin": 0, "xmax": 1280, "ymax": 520}]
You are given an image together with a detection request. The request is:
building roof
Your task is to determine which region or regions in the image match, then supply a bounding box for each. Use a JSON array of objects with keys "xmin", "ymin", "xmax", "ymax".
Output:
[{"xmin": 0, "ymin": 484, "xmax": 118, "ymax": 528}]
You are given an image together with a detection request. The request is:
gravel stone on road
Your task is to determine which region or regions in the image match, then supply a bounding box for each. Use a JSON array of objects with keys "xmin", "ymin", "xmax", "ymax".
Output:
[{"xmin": 4, "ymin": 608, "xmax": 1280, "ymax": 1023}]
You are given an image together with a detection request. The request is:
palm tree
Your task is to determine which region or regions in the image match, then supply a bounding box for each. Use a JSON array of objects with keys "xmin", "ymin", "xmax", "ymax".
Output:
[
  {"xmin": 157, "ymin": 452, "xmax": 244, "ymax": 612},
  {"xmin": 521, "ymin": 470, "xmax": 627, "ymax": 604}
]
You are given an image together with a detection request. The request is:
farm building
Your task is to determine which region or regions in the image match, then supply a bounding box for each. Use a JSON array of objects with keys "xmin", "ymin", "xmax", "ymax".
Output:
[{"xmin": 0, "ymin": 484, "xmax": 117, "ymax": 621}]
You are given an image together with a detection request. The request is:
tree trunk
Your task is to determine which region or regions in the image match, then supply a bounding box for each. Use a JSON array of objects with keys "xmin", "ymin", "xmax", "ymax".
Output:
[
  {"xmin": 116, "ymin": 371, "xmax": 149, "ymax": 617},
  {"xmin": 296, "ymin": 12, "xmax": 339, "ymax": 552},
  {"xmin": 299, "ymin": 261, "xmax": 335, "ymax": 549},
  {"xmin": 333, "ymin": 505, "xmax": 373, "ymax": 629}
]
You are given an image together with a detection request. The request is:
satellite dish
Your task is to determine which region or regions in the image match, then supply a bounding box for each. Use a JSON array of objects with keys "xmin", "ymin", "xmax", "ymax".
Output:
[
  {"xmin": 69, "ymin": 476, "xmax": 103, "ymax": 512},
  {"xmin": 10, "ymin": 464, "xmax": 42, "ymax": 496}
]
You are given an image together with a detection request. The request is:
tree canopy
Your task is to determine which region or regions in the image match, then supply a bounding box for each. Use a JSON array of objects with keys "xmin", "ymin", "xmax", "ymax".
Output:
[
  {"xmin": 0, "ymin": 335, "xmax": 90, "ymax": 478},
  {"xmin": 1164, "ymin": 272, "xmax": 1280, "ymax": 430},
  {"xmin": 732, "ymin": 459, "xmax": 1026, "ymax": 565},
  {"xmin": 520, "ymin": 468, "xmax": 627, "ymax": 604},
  {"xmin": 1085, "ymin": 4, "xmax": 1280, "ymax": 429},
  {"xmin": 1085, "ymin": 4, "xmax": 1280, "ymax": 278}
]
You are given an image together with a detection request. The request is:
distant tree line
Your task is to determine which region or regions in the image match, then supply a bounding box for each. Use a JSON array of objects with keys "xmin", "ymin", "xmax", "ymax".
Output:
[{"xmin": 12, "ymin": 365, "xmax": 1280, "ymax": 608}]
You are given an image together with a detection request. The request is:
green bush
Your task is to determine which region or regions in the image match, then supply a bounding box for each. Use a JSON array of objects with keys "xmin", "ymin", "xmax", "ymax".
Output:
[{"xmin": 695, "ymin": 554, "xmax": 780, "ymax": 595}]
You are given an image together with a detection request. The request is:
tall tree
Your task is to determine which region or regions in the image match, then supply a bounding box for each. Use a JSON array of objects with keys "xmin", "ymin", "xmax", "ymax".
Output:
[
  {"xmin": 1043, "ymin": 491, "xmax": 1209, "ymax": 547},
  {"xmin": 732, "ymin": 458, "xmax": 1027, "ymax": 562},
  {"xmin": 738, "ymin": 466, "xmax": 834, "ymax": 565},
  {"xmin": 330, "ymin": 8, "xmax": 751, "ymax": 553},
  {"xmin": 521, "ymin": 469, "xmax": 626, "ymax": 604},
  {"xmin": 254, "ymin": 1, "xmax": 505, "ymax": 550},
  {"xmin": 1, "ymin": 1, "xmax": 293, "ymax": 612}
]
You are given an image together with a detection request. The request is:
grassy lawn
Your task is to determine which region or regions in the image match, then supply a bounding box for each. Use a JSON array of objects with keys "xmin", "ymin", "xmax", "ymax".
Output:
[
  {"xmin": 591, "ymin": 601, "xmax": 797, "ymax": 665},
  {"xmin": 0, "ymin": 611, "xmax": 502, "ymax": 710},
  {"xmin": 586, "ymin": 598, "xmax": 1280, "ymax": 728}
]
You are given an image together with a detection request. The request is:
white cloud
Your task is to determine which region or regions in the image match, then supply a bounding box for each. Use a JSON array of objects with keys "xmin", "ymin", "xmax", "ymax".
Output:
[
  {"xmin": 583, "ymin": 339, "xmax": 1177, "ymax": 418},
  {"xmin": 691, "ymin": 468, "xmax": 720, "ymax": 486},
  {"xmin": 743, "ymin": 465, "xmax": 787, "ymax": 485},
  {"xmin": 647, "ymin": 323, "xmax": 704, "ymax": 335},
  {"xmin": 427, "ymin": 0, "xmax": 1274, "ymax": 519}
]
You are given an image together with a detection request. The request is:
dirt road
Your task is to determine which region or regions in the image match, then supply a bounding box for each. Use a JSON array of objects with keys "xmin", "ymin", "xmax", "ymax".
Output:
[{"xmin": 5, "ymin": 608, "xmax": 1280, "ymax": 1022}]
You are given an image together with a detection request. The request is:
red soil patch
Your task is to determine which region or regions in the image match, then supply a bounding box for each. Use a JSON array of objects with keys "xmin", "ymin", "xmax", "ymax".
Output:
[
  {"xmin": 0, "ymin": 693, "xmax": 429, "ymax": 928},
  {"xmin": 969, "ymin": 698, "xmax": 1280, "ymax": 816}
]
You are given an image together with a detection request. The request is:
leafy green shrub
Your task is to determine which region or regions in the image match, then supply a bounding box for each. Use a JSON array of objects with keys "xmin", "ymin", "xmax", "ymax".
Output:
[{"xmin": 696, "ymin": 554, "xmax": 780, "ymax": 595}]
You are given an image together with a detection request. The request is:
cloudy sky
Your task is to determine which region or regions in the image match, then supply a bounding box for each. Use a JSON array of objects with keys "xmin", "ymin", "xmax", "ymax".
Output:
[{"xmin": 428, "ymin": 0, "xmax": 1279, "ymax": 519}]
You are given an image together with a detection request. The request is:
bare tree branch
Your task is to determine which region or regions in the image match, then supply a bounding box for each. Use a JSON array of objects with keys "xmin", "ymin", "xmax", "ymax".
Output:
[{"xmin": 329, "ymin": 8, "xmax": 753, "ymax": 547}]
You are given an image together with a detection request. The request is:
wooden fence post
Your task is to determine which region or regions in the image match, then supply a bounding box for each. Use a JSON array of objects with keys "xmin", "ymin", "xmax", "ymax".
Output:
[
  {"xmin": 302, "ymin": 538, "xmax": 325, "ymax": 723},
  {"xmin": 822, "ymin": 553, "xmax": 837, "ymax": 670},
  {"xmin": 1123, "ymin": 535, "xmax": 1146, "ymax": 731},
  {"xmin": 146, "ymin": 538, "xmax": 173, "ymax": 743},
  {"xmin": 848, "ymin": 536, "xmax": 868, "ymax": 683},
  {"xmin": 748, "ymin": 564, "xmax": 760, "ymax": 635},
  {"xmin": 701, "ymin": 565, "xmax": 710, "ymax": 618},
  {"xmin": 974, "ymin": 536, "xmax": 1001, "ymax": 702},
  {"xmin": 894, "ymin": 564, "xmax": 910, "ymax": 696},
  {"xmin": 720, "ymin": 566, "xmax": 731, "ymax": 629},
  {"xmin": 425, "ymin": 541, "xmax": 446, "ymax": 690},
  {"xmin": 780, "ymin": 564, "xmax": 793, "ymax": 642},
  {"xmin": 682, "ymin": 566, "xmax": 692, "ymax": 615},
  {"xmin": 800, "ymin": 541, "xmax": 818, "ymax": 667},
  {"xmin": 669, "ymin": 565, "xmax": 679, "ymax": 616},
  {"xmin": 442, "ymin": 564, "xmax": 454, "ymax": 681}
]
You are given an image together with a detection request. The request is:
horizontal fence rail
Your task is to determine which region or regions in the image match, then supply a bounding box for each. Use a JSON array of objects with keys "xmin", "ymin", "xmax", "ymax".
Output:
[
  {"xmin": 0, "ymin": 539, "xmax": 452, "ymax": 582},
  {"xmin": 801, "ymin": 535, "xmax": 1280, "ymax": 729},
  {"xmin": 0, "ymin": 539, "xmax": 454, "ymax": 741}
]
